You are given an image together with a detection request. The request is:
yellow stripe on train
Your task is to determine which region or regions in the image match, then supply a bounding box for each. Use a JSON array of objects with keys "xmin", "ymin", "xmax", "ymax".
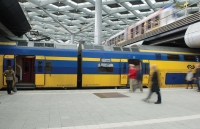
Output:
[
  {"xmin": 82, "ymin": 74, "xmax": 127, "ymax": 87},
  {"xmin": 36, "ymin": 56, "xmax": 77, "ymax": 61},
  {"xmin": 35, "ymin": 74, "xmax": 77, "ymax": 87}
]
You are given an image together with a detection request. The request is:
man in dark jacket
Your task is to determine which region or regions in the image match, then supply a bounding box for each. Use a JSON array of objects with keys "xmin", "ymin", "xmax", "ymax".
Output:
[
  {"xmin": 143, "ymin": 64, "xmax": 161, "ymax": 104},
  {"xmin": 194, "ymin": 64, "xmax": 200, "ymax": 92}
]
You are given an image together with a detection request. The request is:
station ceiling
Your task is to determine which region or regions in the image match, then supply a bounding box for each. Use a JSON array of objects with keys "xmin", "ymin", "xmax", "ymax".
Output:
[{"xmin": 18, "ymin": 0, "xmax": 199, "ymax": 44}]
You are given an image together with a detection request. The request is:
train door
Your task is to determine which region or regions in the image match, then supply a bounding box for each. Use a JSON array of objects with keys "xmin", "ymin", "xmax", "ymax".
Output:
[
  {"xmin": 22, "ymin": 58, "xmax": 31, "ymax": 82},
  {"xmin": 142, "ymin": 60, "xmax": 150, "ymax": 86},
  {"xmin": 22, "ymin": 58, "xmax": 35, "ymax": 82},
  {"xmin": 35, "ymin": 56, "xmax": 45, "ymax": 86},
  {"xmin": 120, "ymin": 59, "xmax": 128, "ymax": 84},
  {"xmin": 3, "ymin": 55, "xmax": 15, "ymax": 86}
]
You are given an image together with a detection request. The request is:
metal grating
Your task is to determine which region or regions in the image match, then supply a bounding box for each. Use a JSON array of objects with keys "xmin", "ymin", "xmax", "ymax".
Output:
[
  {"xmin": 113, "ymin": 47, "xmax": 122, "ymax": 51},
  {"xmin": 122, "ymin": 47, "xmax": 131, "ymax": 51},
  {"xmin": 120, "ymin": 12, "xmax": 200, "ymax": 46},
  {"xmin": 17, "ymin": 42, "xmax": 28, "ymax": 46},
  {"xmin": 84, "ymin": 44, "xmax": 93, "ymax": 49},
  {"xmin": 131, "ymin": 47, "xmax": 139, "ymax": 52},
  {"xmin": 94, "ymin": 45, "xmax": 103, "ymax": 50},
  {"xmin": 34, "ymin": 43, "xmax": 44, "ymax": 47},
  {"xmin": 93, "ymin": 92, "xmax": 128, "ymax": 98},
  {"xmin": 45, "ymin": 43, "xmax": 54, "ymax": 48}
]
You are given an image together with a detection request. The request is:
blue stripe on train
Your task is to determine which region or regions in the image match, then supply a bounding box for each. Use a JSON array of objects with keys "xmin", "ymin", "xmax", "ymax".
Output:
[
  {"xmin": 35, "ymin": 60, "xmax": 77, "ymax": 74},
  {"xmin": 0, "ymin": 45, "xmax": 77, "ymax": 57},
  {"xmin": 82, "ymin": 50, "xmax": 156, "ymax": 60}
]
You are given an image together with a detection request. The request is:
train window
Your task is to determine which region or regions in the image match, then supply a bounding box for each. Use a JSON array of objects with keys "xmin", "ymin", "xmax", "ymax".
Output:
[
  {"xmin": 6, "ymin": 60, "xmax": 11, "ymax": 69},
  {"xmin": 45, "ymin": 62, "xmax": 52, "ymax": 72},
  {"xmin": 122, "ymin": 63, "xmax": 126, "ymax": 74},
  {"xmin": 118, "ymin": 36, "xmax": 120, "ymax": 42},
  {"xmin": 98, "ymin": 63, "xmax": 113, "ymax": 73},
  {"xmin": 144, "ymin": 63, "xmax": 149, "ymax": 74},
  {"xmin": 25, "ymin": 62, "xmax": 29, "ymax": 72},
  {"xmin": 38, "ymin": 61, "xmax": 43, "ymax": 72},
  {"xmin": 184, "ymin": 55, "xmax": 196, "ymax": 61},
  {"xmin": 136, "ymin": 26, "xmax": 138, "ymax": 35},
  {"xmin": 155, "ymin": 16, "xmax": 159, "ymax": 26},
  {"xmin": 121, "ymin": 34, "xmax": 124, "ymax": 40},
  {"xmin": 167, "ymin": 54, "xmax": 180, "ymax": 60},
  {"xmin": 148, "ymin": 19, "xmax": 151, "ymax": 30},
  {"xmin": 131, "ymin": 28, "xmax": 134, "ymax": 38}
]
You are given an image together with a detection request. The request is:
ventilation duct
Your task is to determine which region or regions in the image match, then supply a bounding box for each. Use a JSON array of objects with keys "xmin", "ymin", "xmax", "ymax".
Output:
[{"xmin": 184, "ymin": 22, "xmax": 200, "ymax": 48}]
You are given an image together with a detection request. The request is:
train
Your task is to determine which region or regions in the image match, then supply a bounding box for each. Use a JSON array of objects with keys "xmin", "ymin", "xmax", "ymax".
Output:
[
  {"xmin": 105, "ymin": 4, "xmax": 178, "ymax": 46},
  {"xmin": 0, "ymin": 42, "xmax": 199, "ymax": 89}
]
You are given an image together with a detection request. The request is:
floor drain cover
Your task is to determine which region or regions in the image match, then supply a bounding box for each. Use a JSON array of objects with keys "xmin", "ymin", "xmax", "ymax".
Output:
[{"xmin": 93, "ymin": 92, "xmax": 128, "ymax": 98}]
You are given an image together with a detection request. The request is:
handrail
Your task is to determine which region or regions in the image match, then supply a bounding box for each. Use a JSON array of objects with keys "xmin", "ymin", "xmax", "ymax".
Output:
[{"xmin": 16, "ymin": 63, "xmax": 22, "ymax": 81}]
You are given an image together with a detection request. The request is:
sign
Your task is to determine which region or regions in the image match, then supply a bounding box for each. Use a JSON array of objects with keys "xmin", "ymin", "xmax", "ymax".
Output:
[
  {"xmin": 101, "ymin": 58, "xmax": 111, "ymax": 62},
  {"xmin": 187, "ymin": 65, "xmax": 195, "ymax": 69}
]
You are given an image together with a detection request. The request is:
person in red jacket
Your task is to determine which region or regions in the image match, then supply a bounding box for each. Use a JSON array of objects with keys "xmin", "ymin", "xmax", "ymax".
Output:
[{"xmin": 128, "ymin": 64, "xmax": 137, "ymax": 92}]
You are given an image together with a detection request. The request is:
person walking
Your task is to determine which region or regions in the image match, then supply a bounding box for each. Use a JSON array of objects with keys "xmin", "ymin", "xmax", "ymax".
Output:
[
  {"xmin": 3, "ymin": 66, "xmax": 15, "ymax": 95},
  {"xmin": 133, "ymin": 65, "xmax": 143, "ymax": 92},
  {"xmin": 128, "ymin": 64, "xmax": 137, "ymax": 92},
  {"xmin": 185, "ymin": 69, "xmax": 193, "ymax": 89},
  {"xmin": 194, "ymin": 64, "xmax": 200, "ymax": 92},
  {"xmin": 143, "ymin": 64, "xmax": 161, "ymax": 104}
]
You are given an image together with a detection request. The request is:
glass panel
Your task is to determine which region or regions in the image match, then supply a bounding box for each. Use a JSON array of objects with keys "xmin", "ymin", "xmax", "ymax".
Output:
[
  {"xmin": 25, "ymin": 62, "xmax": 29, "ymax": 72},
  {"xmin": 45, "ymin": 62, "xmax": 52, "ymax": 72},
  {"xmin": 122, "ymin": 63, "xmax": 126, "ymax": 74},
  {"xmin": 167, "ymin": 54, "xmax": 180, "ymax": 60},
  {"xmin": 184, "ymin": 55, "xmax": 196, "ymax": 61},
  {"xmin": 6, "ymin": 60, "xmax": 11, "ymax": 69},
  {"xmin": 98, "ymin": 63, "xmax": 113, "ymax": 73},
  {"xmin": 144, "ymin": 64, "xmax": 149, "ymax": 74},
  {"xmin": 38, "ymin": 61, "xmax": 43, "ymax": 72}
]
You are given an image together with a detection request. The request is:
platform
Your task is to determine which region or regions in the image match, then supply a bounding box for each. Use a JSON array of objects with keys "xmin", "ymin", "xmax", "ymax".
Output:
[{"xmin": 0, "ymin": 88, "xmax": 199, "ymax": 129}]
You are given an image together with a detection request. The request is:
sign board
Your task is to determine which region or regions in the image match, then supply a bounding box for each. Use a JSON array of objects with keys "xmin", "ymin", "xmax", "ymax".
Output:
[{"xmin": 101, "ymin": 58, "xmax": 111, "ymax": 62}]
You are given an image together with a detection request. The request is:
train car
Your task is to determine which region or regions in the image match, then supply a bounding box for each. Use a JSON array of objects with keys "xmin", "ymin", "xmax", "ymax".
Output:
[
  {"xmin": 0, "ymin": 43, "xmax": 200, "ymax": 89},
  {"xmin": 79, "ymin": 44, "xmax": 200, "ymax": 88},
  {"xmin": 0, "ymin": 44, "xmax": 78, "ymax": 89},
  {"xmin": 127, "ymin": 4, "xmax": 177, "ymax": 40},
  {"xmin": 105, "ymin": 29, "xmax": 127, "ymax": 46},
  {"xmin": 104, "ymin": 4, "xmax": 178, "ymax": 46}
]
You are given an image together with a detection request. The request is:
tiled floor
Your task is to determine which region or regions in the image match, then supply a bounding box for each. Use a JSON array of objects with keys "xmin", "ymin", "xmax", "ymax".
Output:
[{"xmin": 0, "ymin": 88, "xmax": 200, "ymax": 129}]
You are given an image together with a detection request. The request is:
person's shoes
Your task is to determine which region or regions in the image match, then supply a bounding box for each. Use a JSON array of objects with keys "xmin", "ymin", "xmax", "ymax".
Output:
[
  {"xmin": 198, "ymin": 90, "xmax": 200, "ymax": 92},
  {"xmin": 191, "ymin": 87, "xmax": 193, "ymax": 89},
  {"xmin": 186, "ymin": 88, "xmax": 188, "ymax": 89},
  {"xmin": 154, "ymin": 102, "xmax": 161, "ymax": 104}
]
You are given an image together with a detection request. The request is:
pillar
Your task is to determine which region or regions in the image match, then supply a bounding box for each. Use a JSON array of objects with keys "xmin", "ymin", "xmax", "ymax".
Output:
[
  {"xmin": 71, "ymin": 34, "xmax": 75, "ymax": 44},
  {"xmin": 94, "ymin": 0, "xmax": 102, "ymax": 45}
]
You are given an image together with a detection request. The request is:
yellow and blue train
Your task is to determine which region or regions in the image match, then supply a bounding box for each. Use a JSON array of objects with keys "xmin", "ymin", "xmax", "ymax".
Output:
[{"xmin": 0, "ymin": 43, "xmax": 199, "ymax": 89}]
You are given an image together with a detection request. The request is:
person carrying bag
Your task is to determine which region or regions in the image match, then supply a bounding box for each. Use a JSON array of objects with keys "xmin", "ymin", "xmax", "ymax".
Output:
[{"xmin": 3, "ymin": 66, "xmax": 15, "ymax": 95}]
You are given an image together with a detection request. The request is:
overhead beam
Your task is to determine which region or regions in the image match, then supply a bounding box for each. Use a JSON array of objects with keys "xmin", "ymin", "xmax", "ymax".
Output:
[
  {"xmin": 144, "ymin": 0, "xmax": 156, "ymax": 12},
  {"xmin": 38, "ymin": 7, "xmax": 73, "ymax": 35},
  {"xmin": 115, "ymin": 0, "xmax": 143, "ymax": 19}
]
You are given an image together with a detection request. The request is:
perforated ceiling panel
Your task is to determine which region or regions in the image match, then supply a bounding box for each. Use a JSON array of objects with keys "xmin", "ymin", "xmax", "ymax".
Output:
[{"xmin": 18, "ymin": 0, "xmax": 195, "ymax": 44}]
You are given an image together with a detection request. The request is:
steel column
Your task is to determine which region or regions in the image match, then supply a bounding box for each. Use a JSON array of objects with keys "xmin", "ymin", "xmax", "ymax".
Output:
[{"xmin": 94, "ymin": 0, "xmax": 102, "ymax": 45}]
